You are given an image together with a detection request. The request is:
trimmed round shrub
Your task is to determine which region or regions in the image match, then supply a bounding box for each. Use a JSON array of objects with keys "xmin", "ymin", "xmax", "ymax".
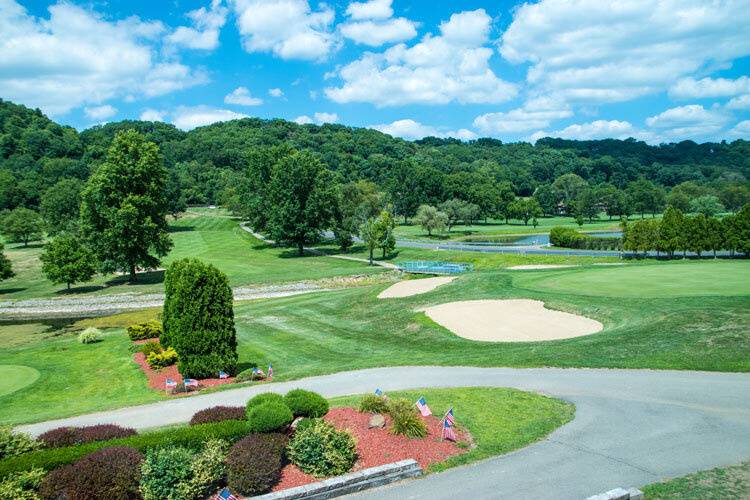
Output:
[
  {"xmin": 39, "ymin": 446, "xmax": 143, "ymax": 500},
  {"xmin": 247, "ymin": 403, "xmax": 293, "ymax": 433},
  {"xmin": 179, "ymin": 439, "xmax": 228, "ymax": 499},
  {"xmin": 127, "ymin": 320, "xmax": 162, "ymax": 341},
  {"xmin": 0, "ymin": 467, "xmax": 46, "ymax": 499},
  {"xmin": 190, "ymin": 406, "xmax": 246, "ymax": 426},
  {"xmin": 78, "ymin": 327, "xmax": 103, "ymax": 344},
  {"xmin": 358, "ymin": 394, "xmax": 389, "ymax": 414},
  {"xmin": 284, "ymin": 389, "xmax": 329, "ymax": 418},
  {"xmin": 294, "ymin": 417, "xmax": 320, "ymax": 433},
  {"xmin": 146, "ymin": 346, "xmax": 178, "ymax": 369},
  {"xmin": 287, "ymin": 420, "xmax": 357, "ymax": 478},
  {"xmin": 226, "ymin": 433, "xmax": 287, "ymax": 496},
  {"xmin": 39, "ymin": 424, "xmax": 137, "ymax": 448},
  {"xmin": 139, "ymin": 340, "xmax": 162, "ymax": 358},
  {"xmin": 0, "ymin": 426, "xmax": 41, "ymax": 459},
  {"xmin": 246, "ymin": 392, "xmax": 284, "ymax": 413},
  {"xmin": 235, "ymin": 367, "xmax": 264, "ymax": 383},
  {"xmin": 139, "ymin": 442, "xmax": 228, "ymax": 500}
]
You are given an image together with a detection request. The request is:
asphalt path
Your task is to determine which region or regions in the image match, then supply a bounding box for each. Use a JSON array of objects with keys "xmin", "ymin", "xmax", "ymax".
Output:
[{"xmin": 16, "ymin": 366, "xmax": 750, "ymax": 499}]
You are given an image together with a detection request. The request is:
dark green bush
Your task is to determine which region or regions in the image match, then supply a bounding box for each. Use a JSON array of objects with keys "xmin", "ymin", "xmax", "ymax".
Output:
[
  {"xmin": 246, "ymin": 392, "xmax": 284, "ymax": 412},
  {"xmin": 162, "ymin": 259, "xmax": 237, "ymax": 378},
  {"xmin": 0, "ymin": 427, "xmax": 40, "ymax": 460},
  {"xmin": 190, "ymin": 406, "xmax": 246, "ymax": 426},
  {"xmin": 287, "ymin": 420, "xmax": 357, "ymax": 477},
  {"xmin": 284, "ymin": 389, "xmax": 329, "ymax": 418},
  {"xmin": 226, "ymin": 433, "xmax": 286, "ymax": 496},
  {"xmin": 247, "ymin": 403, "xmax": 293, "ymax": 433},
  {"xmin": 359, "ymin": 394, "xmax": 389, "ymax": 414},
  {"xmin": 39, "ymin": 446, "xmax": 142, "ymax": 500},
  {"xmin": 0, "ymin": 420, "xmax": 250, "ymax": 479},
  {"xmin": 549, "ymin": 226, "xmax": 621, "ymax": 250}
]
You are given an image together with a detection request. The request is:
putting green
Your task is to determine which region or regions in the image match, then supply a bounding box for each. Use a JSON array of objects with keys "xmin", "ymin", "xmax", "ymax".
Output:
[
  {"xmin": 0, "ymin": 365, "xmax": 41, "ymax": 398},
  {"xmin": 519, "ymin": 261, "xmax": 750, "ymax": 298}
]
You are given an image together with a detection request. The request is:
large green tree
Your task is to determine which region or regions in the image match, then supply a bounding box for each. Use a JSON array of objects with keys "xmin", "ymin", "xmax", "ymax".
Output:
[
  {"xmin": 39, "ymin": 233, "xmax": 96, "ymax": 290},
  {"xmin": 80, "ymin": 130, "xmax": 172, "ymax": 281},
  {"xmin": 414, "ymin": 204, "xmax": 447, "ymax": 236},
  {"xmin": 40, "ymin": 178, "xmax": 83, "ymax": 235},
  {"xmin": 265, "ymin": 151, "xmax": 338, "ymax": 255},
  {"xmin": 0, "ymin": 243, "xmax": 13, "ymax": 281},
  {"xmin": 1, "ymin": 207, "xmax": 43, "ymax": 246},
  {"xmin": 161, "ymin": 258, "xmax": 237, "ymax": 378}
]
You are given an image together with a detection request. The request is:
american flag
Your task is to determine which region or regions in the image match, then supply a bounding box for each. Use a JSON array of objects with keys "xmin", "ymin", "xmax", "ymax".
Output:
[
  {"xmin": 215, "ymin": 487, "xmax": 237, "ymax": 500},
  {"xmin": 165, "ymin": 378, "xmax": 177, "ymax": 389},
  {"xmin": 374, "ymin": 388, "xmax": 383, "ymax": 396},
  {"xmin": 218, "ymin": 371, "xmax": 229, "ymax": 379},
  {"xmin": 252, "ymin": 367, "xmax": 265, "ymax": 377},
  {"xmin": 415, "ymin": 396, "xmax": 432, "ymax": 417},
  {"xmin": 442, "ymin": 417, "xmax": 457, "ymax": 442},
  {"xmin": 268, "ymin": 363, "xmax": 273, "ymax": 378},
  {"xmin": 184, "ymin": 378, "xmax": 199, "ymax": 388},
  {"xmin": 444, "ymin": 407, "xmax": 455, "ymax": 425}
]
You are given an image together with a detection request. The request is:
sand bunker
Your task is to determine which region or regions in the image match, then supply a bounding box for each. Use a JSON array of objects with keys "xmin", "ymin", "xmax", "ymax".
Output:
[
  {"xmin": 507, "ymin": 264, "xmax": 577, "ymax": 270},
  {"xmin": 378, "ymin": 277, "xmax": 456, "ymax": 299},
  {"xmin": 422, "ymin": 299, "xmax": 602, "ymax": 342}
]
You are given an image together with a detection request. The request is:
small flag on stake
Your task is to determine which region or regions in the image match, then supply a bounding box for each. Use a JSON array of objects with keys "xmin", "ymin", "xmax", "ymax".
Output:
[
  {"xmin": 444, "ymin": 407, "xmax": 455, "ymax": 425},
  {"xmin": 215, "ymin": 487, "xmax": 238, "ymax": 500},
  {"xmin": 442, "ymin": 417, "xmax": 457, "ymax": 441},
  {"xmin": 184, "ymin": 378, "xmax": 199, "ymax": 388},
  {"xmin": 375, "ymin": 388, "xmax": 383, "ymax": 396},
  {"xmin": 252, "ymin": 367, "xmax": 265, "ymax": 377},
  {"xmin": 415, "ymin": 396, "xmax": 432, "ymax": 416},
  {"xmin": 268, "ymin": 363, "xmax": 273, "ymax": 379},
  {"xmin": 218, "ymin": 371, "xmax": 229, "ymax": 379},
  {"xmin": 165, "ymin": 378, "xmax": 177, "ymax": 389}
]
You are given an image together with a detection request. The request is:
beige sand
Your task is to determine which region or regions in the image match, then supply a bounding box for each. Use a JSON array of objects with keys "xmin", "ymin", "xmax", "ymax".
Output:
[
  {"xmin": 507, "ymin": 264, "xmax": 577, "ymax": 270},
  {"xmin": 422, "ymin": 299, "xmax": 603, "ymax": 342},
  {"xmin": 378, "ymin": 277, "xmax": 456, "ymax": 299}
]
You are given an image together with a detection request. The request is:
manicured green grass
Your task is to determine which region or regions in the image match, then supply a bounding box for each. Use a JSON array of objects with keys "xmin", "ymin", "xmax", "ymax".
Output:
[
  {"xmin": 517, "ymin": 260, "xmax": 750, "ymax": 298},
  {"xmin": 0, "ymin": 210, "xmax": 380, "ymax": 300},
  {"xmin": 0, "ymin": 365, "xmax": 40, "ymax": 397},
  {"xmin": 643, "ymin": 461, "xmax": 750, "ymax": 499},
  {"xmin": 330, "ymin": 387, "xmax": 574, "ymax": 473}
]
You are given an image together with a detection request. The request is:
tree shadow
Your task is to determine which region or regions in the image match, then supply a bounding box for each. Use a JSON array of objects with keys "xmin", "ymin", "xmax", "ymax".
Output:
[
  {"xmin": 105, "ymin": 270, "xmax": 165, "ymax": 286},
  {"xmin": 54, "ymin": 285, "xmax": 107, "ymax": 296},
  {"xmin": 0, "ymin": 287, "xmax": 26, "ymax": 295},
  {"xmin": 168, "ymin": 225, "xmax": 195, "ymax": 233},
  {"xmin": 8, "ymin": 242, "xmax": 45, "ymax": 250}
]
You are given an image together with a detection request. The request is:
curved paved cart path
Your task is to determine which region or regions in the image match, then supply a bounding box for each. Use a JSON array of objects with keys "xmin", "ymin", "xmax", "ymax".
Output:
[{"xmin": 17, "ymin": 367, "xmax": 750, "ymax": 499}]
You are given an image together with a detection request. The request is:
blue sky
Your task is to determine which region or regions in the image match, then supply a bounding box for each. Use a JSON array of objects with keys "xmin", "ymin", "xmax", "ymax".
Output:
[{"xmin": 3, "ymin": 0, "xmax": 750, "ymax": 143}]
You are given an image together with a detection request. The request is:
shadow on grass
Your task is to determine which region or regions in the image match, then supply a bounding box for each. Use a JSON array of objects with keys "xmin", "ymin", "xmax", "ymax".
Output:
[
  {"xmin": 54, "ymin": 285, "xmax": 107, "ymax": 296},
  {"xmin": 0, "ymin": 287, "xmax": 26, "ymax": 295},
  {"xmin": 8, "ymin": 242, "xmax": 45, "ymax": 250},
  {"xmin": 105, "ymin": 270, "xmax": 165, "ymax": 287},
  {"xmin": 168, "ymin": 225, "xmax": 195, "ymax": 233}
]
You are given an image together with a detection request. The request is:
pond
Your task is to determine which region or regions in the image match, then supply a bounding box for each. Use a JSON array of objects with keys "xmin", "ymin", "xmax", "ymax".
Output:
[{"xmin": 463, "ymin": 231, "xmax": 622, "ymax": 246}]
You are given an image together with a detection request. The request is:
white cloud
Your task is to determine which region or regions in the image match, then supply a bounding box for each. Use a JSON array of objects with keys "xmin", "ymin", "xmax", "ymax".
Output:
[
  {"xmin": 346, "ymin": 0, "xmax": 393, "ymax": 20},
  {"xmin": 726, "ymin": 94, "xmax": 750, "ymax": 110},
  {"xmin": 669, "ymin": 76, "xmax": 750, "ymax": 99},
  {"xmin": 500, "ymin": 0, "xmax": 750, "ymax": 104},
  {"xmin": 294, "ymin": 115, "xmax": 314, "ymax": 124},
  {"xmin": 231, "ymin": 0, "xmax": 336, "ymax": 61},
  {"xmin": 553, "ymin": 120, "xmax": 637, "ymax": 140},
  {"xmin": 0, "ymin": 1, "xmax": 206, "ymax": 115},
  {"xmin": 371, "ymin": 119, "xmax": 477, "ymax": 141},
  {"xmin": 166, "ymin": 0, "xmax": 228, "ymax": 50},
  {"xmin": 172, "ymin": 105, "xmax": 247, "ymax": 130},
  {"xmin": 314, "ymin": 112, "xmax": 338, "ymax": 123},
  {"xmin": 728, "ymin": 120, "xmax": 750, "ymax": 137},
  {"xmin": 224, "ymin": 86, "xmax": 263, "ymax": 106},
  {"xmin": 140, "ymin": 109, "xmax": 165, "ymax": 121},
  {"xmin": 340, "ymin": 18, "xmax": 417, "ymax": 47},
  {"xmin": 84, "ymin": 104, "xmax": 117, "ymax": 120},
  {"xmin": 326, "ymin": 9, "xmax": 517, "ymax": 106},
  {"xmin": 269, "ymin": 88, "xmax": 284, "ymax": 97},
  {"xmin": 646, "ymin": 104, "xmax": 729, "ymax": 139},
  {"xmin": 473, "ymin": 96, "xmax": 572, "ymax": 133}
]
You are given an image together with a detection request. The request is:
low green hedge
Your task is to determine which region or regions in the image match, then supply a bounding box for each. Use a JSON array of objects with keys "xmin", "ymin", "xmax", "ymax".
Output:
[{"xmin": 0, "ymin": 420, "xmax": 250, "ymax": 479}]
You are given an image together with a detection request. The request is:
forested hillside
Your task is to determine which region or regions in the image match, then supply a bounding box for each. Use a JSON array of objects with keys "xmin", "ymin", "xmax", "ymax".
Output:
[{"xmin": 2, "ymin": 98, "xmax": 749, "ymax": 221}]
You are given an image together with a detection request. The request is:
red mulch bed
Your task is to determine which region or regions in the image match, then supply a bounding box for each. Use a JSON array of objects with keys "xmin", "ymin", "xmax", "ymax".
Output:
[
  {"xmin": 271, "ymin": 407, "xmax": 468, "ymax": 492},
  {"xmin": 132, "ymin": 340, "xmax": 236, "ymax": 392}
]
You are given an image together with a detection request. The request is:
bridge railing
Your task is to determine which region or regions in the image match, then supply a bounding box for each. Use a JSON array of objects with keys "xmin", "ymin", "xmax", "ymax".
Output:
[{"xmin": 399, "ymin": 261, "xmax": 474, "ymax": 274}]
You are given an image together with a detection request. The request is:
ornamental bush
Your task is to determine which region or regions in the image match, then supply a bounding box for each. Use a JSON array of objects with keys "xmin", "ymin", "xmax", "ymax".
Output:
[
  {"xmin": 0, "ymin": 427, "xmax": 41, "ymax": 459},
  {"xmin": 139, "ymin": 340, "xmax": 162, "ymax": 358},
  {"xmin": 162, "ymin": 259, "xmax": 237, "ymax": 378},
  {"xmin": 39, "ymin": 446, "xmax": 143, "ymax": 500},
  {"xmin": 78, "ymin": 327, "xmax": 103, "ymax": 344},
  {"xmin": 246, "ymin": 392, "xmax": 284, "ymax": 412},
  {"xmin": 386, "ymin": 398, "xmax": 427, "ymax": 439},
  {"xmin": 189, "ymin": 406, "xmax": 246, "ymax": 426},
  {"xmin": 294, "ymin": 417, "xmax": 320, "ymax": 433},
  {"xmin": 39, "ymin": 425, "xmax": 137, "ymax": 449},
  {"xmin": 127, "ymin": 320, "xmax": 163, "ymax": 341},
  {"xmin": 226, "ymin": 433, "xmax": 287, "ymax": 496},
  {"xmin": 0, "ymin": 467, "xmax": 45, "ymax": 500},
  {"xmin": 235, "ymin": 367, "xmax": 264, "ymax": 382},
  {"xmin": 359, "ymin": 394, "xmax": 389, "ymax": 414},
  {"xmin": 287, "ymin": 420, "xmax": 357, "ymax": 478},
  {"xmin": 247, "ymin": 403, "xmax": 293, "ymax": 433},
  {"xmin": 284, "ymin": 389, "xmax": 329, "ymax": 418},
  {"xmin": 146, "ymin": 346, "xmax": 178, "ymax": 369}
]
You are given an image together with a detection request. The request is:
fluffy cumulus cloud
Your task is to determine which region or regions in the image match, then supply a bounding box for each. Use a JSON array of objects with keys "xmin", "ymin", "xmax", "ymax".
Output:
[
  {"xmin": 231, "ymin": 0, "xmax": 335, "ymax": 61},
  {"xmin": 294, "ymin": 115, "xmax": 314, "ymax": 125},
  {"xmin": 530, "ymin": 120, "xmax": 638, "ymax": 142},
  {"xmin": 646, "ymin": 104, "xmax": 730, "ymax": 139},
  {"xmin": 171, "ymin": 105, "xmax": 247, "ymax": 130},
  {"xmin": 224, "ymin": 86, "xmax": 263, "ymax": 106},
  {"xmin": 728, "ymin": 120, "xmax": 750, "ymax": 137},
  {"xmin": 269, "ymin": 88, "xmax": 284, "ymax": 97},
  {"xmin": 669, "ymin": 76, "xmax": 750, "ymax": 99},
  {"xmin": 140, "ymin": 109, "xmax": 166, "ymax": 121},
  {"xmin": 340, "ymin": 0, "xmax": 417, "ymax": 47},
  {"xmin": 327, "ymin": 9, "xmax": 517, "ymax": 106},
  {"xmin": 0, "ymin": 1, "xmax": 206, "ymax": 115},
  {"xmin": 84, "ymin": 105, "xmax": 117, "ymax": 121},
  {"xmin": 473, "ymin": 96, "xmax": 572, "ymax": 133},
  {"xmin": 314, "ymin": 112, "xmax": 338, "ymax": 123},
  {"xmin": 500, "ymin": 0, "xmax": 750, "ymax": 104},
  {"xmin": 166, "ymin": 0, "xmax": 228, "ymax": 51},
  {"xmin": 727, "ymin": 94, "xmax": 750, "ymax": 110},
  {"xmin": 372, "ymin": 119, "xmax": 477, "ymax": 141}
]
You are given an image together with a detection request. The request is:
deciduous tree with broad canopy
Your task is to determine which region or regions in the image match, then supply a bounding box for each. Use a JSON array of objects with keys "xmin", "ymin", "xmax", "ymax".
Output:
[{"xmin": 40, "ymin": 233, "xmax": 97, "ymax": 290}]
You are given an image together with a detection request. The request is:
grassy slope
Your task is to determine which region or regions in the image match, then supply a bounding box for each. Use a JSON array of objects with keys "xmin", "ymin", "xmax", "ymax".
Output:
[
  {"xmin": 0, "ymin": 210, "xmax": 380, "ymax": 300},
  {"xmin": 643, "ymin": 461, "xmax": 750, "ymax": 499},
  {"xmin": 330, "ymin": 387, "xmax": 575, "ymax": 473}
]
